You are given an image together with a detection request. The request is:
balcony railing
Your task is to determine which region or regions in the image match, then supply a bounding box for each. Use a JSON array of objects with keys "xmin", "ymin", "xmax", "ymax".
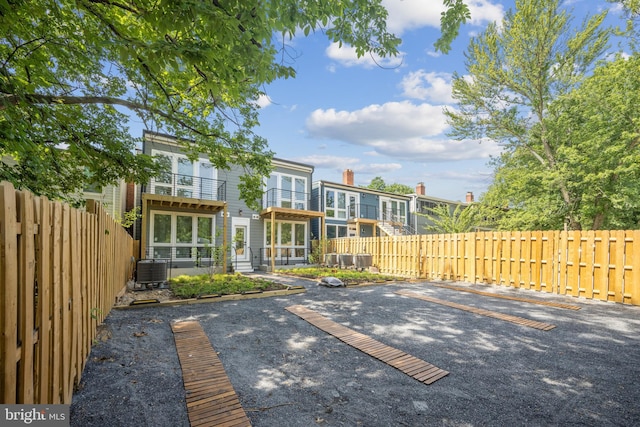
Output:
[
  {"xmin": 347, "ymin": 204, "xmax": 379, "ymax": 221},
  {"xmin": 262, "ymin": 188, "xmax": 310, "ymax": 210},
  {"xmin": 144, "ymin": 173, "xmax": 226, "ymax": 201}
]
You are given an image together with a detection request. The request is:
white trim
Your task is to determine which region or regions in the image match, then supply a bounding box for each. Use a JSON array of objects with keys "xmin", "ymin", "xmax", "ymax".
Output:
[
  {"xmin": 148, "ymin": 210, "xmax": 216, "ymax": 260},
  {"xmin": 263, "ymin": 220, "xmax": 308, "ymax": 260},
  {"xmin": 231, "ymin": 217, "xmax": 251, "ymax": 263}
]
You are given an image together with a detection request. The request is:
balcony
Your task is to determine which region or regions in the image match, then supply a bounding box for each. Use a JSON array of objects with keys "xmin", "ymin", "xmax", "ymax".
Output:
[
  {"xmin": 262, "ymin": 188, "xmax": 310, "ymax": 211},
  {"xmin": 144, "ymin": 173, "xmax": 226, "ymax": 201},
  {"xmin": 347, "ymin": 204, "xmax": 379, "ymax": 221}
]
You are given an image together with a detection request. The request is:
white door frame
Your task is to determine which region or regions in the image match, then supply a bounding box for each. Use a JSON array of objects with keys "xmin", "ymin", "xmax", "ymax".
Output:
[{"xmin": 231, "ymin": 217, "xmax": 250, "ymax": 263}]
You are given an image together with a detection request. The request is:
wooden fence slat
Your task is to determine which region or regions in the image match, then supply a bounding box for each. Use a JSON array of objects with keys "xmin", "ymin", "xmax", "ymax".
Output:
[
  {"xmin": 18, "ymin": 190, "xmax": 36, "ymax": 403},
  {"xmin": 626, "ymin": 230, "xmax": 640, "ymax": 305},
  {"xmin": 36, "ymin": 197, "xmax": 51, "ymax": 403},
  {"xmin": 0, "ymin": 182, "xmax": 19, "ymax": 403},
  {"xmin": 613, "ymin": 230, "xmax": 626, "ymax": 303}
]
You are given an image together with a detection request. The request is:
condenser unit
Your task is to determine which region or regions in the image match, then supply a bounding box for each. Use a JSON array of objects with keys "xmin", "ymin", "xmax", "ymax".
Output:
[{"xmin": 136, "ymin": 259, "xmax": 167, "ymax": 286}]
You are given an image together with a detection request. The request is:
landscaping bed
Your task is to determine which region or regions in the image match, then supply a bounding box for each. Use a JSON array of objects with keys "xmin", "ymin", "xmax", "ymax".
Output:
[
  {"xmin": 116, "ymin": 273, "xmax": 294, "ymax": 307},
  {"xmin": 277, "ymin": 266, "xmax": 400, "ymax": 285}
]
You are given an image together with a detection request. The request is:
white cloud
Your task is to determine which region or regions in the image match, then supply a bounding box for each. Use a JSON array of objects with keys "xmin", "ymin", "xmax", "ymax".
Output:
[
  {"xmin": 325, "ymin": 43, "xmax": 404, "ymax": 69},
  {"xmin": 466, "ymin": 0, "xmax": 505, "ymax": 26},
  {"xmin": 293, "ymin": 154, "xmax": 401, "ymax": 177},
  {"xmin": 382, "ymin": 0, "xmax": 504, "ymax": 34},
  {"xmin": 400, "ymin": 70, "xmax": 454, "ymax": 104},
  {"xmin": 255, "ymin": 94, "xmax": 272, "ymax": 108},
  {"xmin": 306, "ymin": 101, "xmax": 500, "ymax": 162}
]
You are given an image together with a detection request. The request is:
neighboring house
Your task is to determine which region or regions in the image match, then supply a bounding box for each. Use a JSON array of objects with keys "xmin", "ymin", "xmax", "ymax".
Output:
[
  {"xmin": 311, "ymin": 169, "xmax": 412, "ymax": 239},
  {"xmin": 134, "ymin": 131, "xmax": 323, "ymax": 275},
  {"xmin": 408, "ymin": 182, "xmax": 473, "ymax": 234},
  {"xmin": 83, "ymin": 181, "xmax": 127, "ymax": 220}
]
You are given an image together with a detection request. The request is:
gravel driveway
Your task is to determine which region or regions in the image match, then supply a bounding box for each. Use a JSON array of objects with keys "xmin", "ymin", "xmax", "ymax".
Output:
[{"xmin": 70, "ymin": 274, "xmax": 640, "ymax": 426}]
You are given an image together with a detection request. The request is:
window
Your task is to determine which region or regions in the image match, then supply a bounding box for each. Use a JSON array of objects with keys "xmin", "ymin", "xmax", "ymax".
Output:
[
  {"xmin": 325, "ymin": 189, "xmax": 358, "ymax": 219},
  {"xmin": 149, "ymin": 211, "xmax": 215, "ymax": 260},
  {"xmin": 264, "ymin": 173, "xmax": 307, "ymax": 209},
  {"xmin": 326, "ymin": 224, "xmax": 347, "ymax": 239},
  {"xmin": 150, "ymin": 150, "xmax": 216, "ymax": 200},
  {"xmin": 419, "ymin": 200, "xmax": 438, "ymax": 213},
  {"xmin": 264, "ymin": 220, "xmax": 307, "ymax": 259}
]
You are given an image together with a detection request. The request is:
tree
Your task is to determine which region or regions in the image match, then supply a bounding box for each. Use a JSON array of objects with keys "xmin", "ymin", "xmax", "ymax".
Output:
[
  {"xmin": 1, "ymin": 1, "xmax": 469, "ymax": 206},
  {"xmin": 363, "ymin": 176, "xmax": 413, "ymax": 195},
  {"xmin": 542, "ymin": 55, "xmax": 640, "ymax": 229},
  {"xmin": 419, "ymin": 203, "xmax": 481, "ymax": 233},
  {"xmin": 445, "ymin": 0, "xmax": 611, "ymax": 230},
  {"xmin": 366, "ymin": 176, "xmax": 387, "ymax": 191}
]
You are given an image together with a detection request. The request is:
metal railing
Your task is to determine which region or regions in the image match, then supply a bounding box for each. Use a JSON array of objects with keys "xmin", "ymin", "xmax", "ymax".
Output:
[
  {"xmin": 145, "ymin": 245, "xmax": 223, "ymax": 267},
  {"xmin": 262, "ymin": 188, "xmax": 310, "ymax": 210},
  {"xmin": 259, "ymin": 247, "xmax": 311, "ymax": 266},
  {"xmin": 347, "ymin": 204, "xmax": 379, "ymax": 221},
  {"xmin": 143, "ymin": 173, "xmax": 227, "ymax": 201}
]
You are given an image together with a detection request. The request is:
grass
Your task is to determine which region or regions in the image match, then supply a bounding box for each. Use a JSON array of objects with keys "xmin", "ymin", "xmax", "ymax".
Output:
[
  {"xmin": 169, "ymin": 273, "xmax": 287, "ymax": 299},
  {"xmin": 278, "ymin": 267, "xmax": 398, "ymax": 283}
]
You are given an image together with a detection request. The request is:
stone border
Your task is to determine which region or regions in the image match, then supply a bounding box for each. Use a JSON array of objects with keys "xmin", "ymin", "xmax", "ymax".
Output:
[{"xmin": 114, "ymin": 286, "xmax": 307, "ymax": 309}]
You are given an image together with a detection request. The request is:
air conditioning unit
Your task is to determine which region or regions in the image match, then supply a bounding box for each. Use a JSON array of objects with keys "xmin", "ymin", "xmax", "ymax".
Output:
[
  {"xmin": 324, "ymin": 253, "xmax": 338, "ymax": 266},
  {"xmin": 137, "ymin": 259, "xmax": 167, "ymax": 285},
  {"xmin": 338, "ymin": 254, "xmax": 354, "ymax": 268},
  {"xmin": 354, "ymin": 254, "xmax": 372, "ymax": 269}
]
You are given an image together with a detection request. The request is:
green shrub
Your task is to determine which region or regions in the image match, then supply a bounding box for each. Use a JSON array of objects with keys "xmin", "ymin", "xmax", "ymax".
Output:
[{"xmin": 169, "ymin": 273, "xmax": 285, "ymax": 298}]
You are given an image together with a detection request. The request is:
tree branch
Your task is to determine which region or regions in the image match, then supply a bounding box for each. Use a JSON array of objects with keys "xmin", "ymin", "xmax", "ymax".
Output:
[{"xmin": 2, "ymin": 93, "xmax": 221, "ymax": 138}]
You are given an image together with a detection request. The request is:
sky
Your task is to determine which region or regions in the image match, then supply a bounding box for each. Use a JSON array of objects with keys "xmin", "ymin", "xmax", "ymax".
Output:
[{"xmin": 249, "ymin": 0, "xmax": 627, "ymax": 202}]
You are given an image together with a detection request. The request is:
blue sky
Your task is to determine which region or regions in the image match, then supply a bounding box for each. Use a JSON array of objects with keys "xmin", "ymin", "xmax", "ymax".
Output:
[{"xmin": 251, "ymin": 0, "xmax": 626, "ymax": 202}]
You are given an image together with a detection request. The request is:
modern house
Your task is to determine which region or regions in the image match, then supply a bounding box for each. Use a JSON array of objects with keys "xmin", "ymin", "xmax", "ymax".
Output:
[
  {"xmin": 408, "ymin": 182, "xmax": 473, "ymax": 233},
  {"xmin": 311, "ymin": 169, "xmax": 413, "ymax": 239},
  {"xmin": 133, "ymin": 131, "xmax": 323, "ymax": 275},
  {"xmin": 130, "ymin": 131, "xmax": 476, "ymax": 277}
]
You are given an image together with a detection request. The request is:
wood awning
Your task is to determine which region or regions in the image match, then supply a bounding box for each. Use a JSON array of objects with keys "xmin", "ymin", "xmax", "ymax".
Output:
[
  {"xmin": 142, "ymin": 193, "xmax": 226, "ymax": 213},
  {"xmin": 259, "ymin": 206, "xmax": 325, "ymax": 221}
]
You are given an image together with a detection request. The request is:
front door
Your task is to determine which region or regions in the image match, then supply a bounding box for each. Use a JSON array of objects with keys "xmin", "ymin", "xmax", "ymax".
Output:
[{"xmin": 232, "ymin": 217, "xmax": 250, "ymax": 263}]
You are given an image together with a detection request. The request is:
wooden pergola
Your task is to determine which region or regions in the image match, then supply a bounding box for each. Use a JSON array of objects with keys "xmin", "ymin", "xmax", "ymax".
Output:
[
  {"xmin": 259, "ymin": 206, "xmax": 325, "ymax": 272},
  {"xmin": 140, "ymin": 193, "xmax": 228, "ymax": 267}
]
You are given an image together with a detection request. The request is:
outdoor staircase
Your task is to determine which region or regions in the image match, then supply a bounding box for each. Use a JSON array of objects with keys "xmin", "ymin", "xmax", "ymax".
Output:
[
  {"xmin": 378, "ymin": 222, "xmax": 418, "ymax": 236},
  {"xmin": 233, "ymin": 260, "xmax": 254, "ymax": 273},
  {"xmin": 378, "ymin": 222, "xmax": 402, "ymax": 236}
]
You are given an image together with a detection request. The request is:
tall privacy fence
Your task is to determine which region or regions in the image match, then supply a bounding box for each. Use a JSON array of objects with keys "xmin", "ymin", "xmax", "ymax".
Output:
[
  {"xmin": 0, "ymin": 182, "xmax": 135, "ymax": 404},
  {"xmin": 330, "ymin": 231, "xmax": 640, "ymax": 306}
]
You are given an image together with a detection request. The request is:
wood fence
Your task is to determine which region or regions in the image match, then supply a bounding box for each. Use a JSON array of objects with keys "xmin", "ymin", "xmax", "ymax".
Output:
[
  {"xmin": 0, "ymin": 182, "xmax": 135, "ymax": 404},
  {"xmin": 330, "ymin": 230, "xmax": 640, "ymax": 305}
]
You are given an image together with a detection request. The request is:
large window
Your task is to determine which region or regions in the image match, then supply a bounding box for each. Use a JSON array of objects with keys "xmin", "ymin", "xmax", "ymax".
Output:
[
  {"xmin": 326, "ymin": 224, "xmax": 347, "ymax": 239},
  {"xmin": 149, "ymin": 211, "xmax": 215, "ymax": 260},
  {"xmin": 264, "ymin": 173, "xmax": 307, "ymax": 209},
  {"xmin": 325, "ymin": 190, "xmax": 358, "ymax": 220},
  {"xmin": 264, "ymin": 221, "xmax": 307, "ymax": 259},
  {"xmin": 150, "ymin": 150, "xmax": 216, "ymax": 200},
  {"xmin": 381, "ymin": 198, "xmax": 407, "ymax": 224}
]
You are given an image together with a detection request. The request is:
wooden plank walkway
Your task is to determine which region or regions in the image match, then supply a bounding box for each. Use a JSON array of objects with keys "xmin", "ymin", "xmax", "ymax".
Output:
[
  {"xmin": 432, "ymin": 283, "xmax": 581, "ymax": 310},
  {"xmin": 171, "ymin": 321, "xmax": 251, "ymax": 427},
  {"xmin": 395, "ymin": 290, "xmax": 556, "ymax": 331},
  {"xmin": 285, "ymin": 305, "xmax": 449, "ymax": 385}
]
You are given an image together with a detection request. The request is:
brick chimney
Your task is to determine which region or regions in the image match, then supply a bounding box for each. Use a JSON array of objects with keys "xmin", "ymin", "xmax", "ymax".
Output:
[
  {"xmin": 416, "ymin": 182, "xmax": 425, "ymax": 196},
  {"xmin": 343, "ymin": 169, "xmax": 354, "ymax": 186},
  {"xmin": 466, "ymin": 191, "xmax": 474, "ymax": 203}
]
